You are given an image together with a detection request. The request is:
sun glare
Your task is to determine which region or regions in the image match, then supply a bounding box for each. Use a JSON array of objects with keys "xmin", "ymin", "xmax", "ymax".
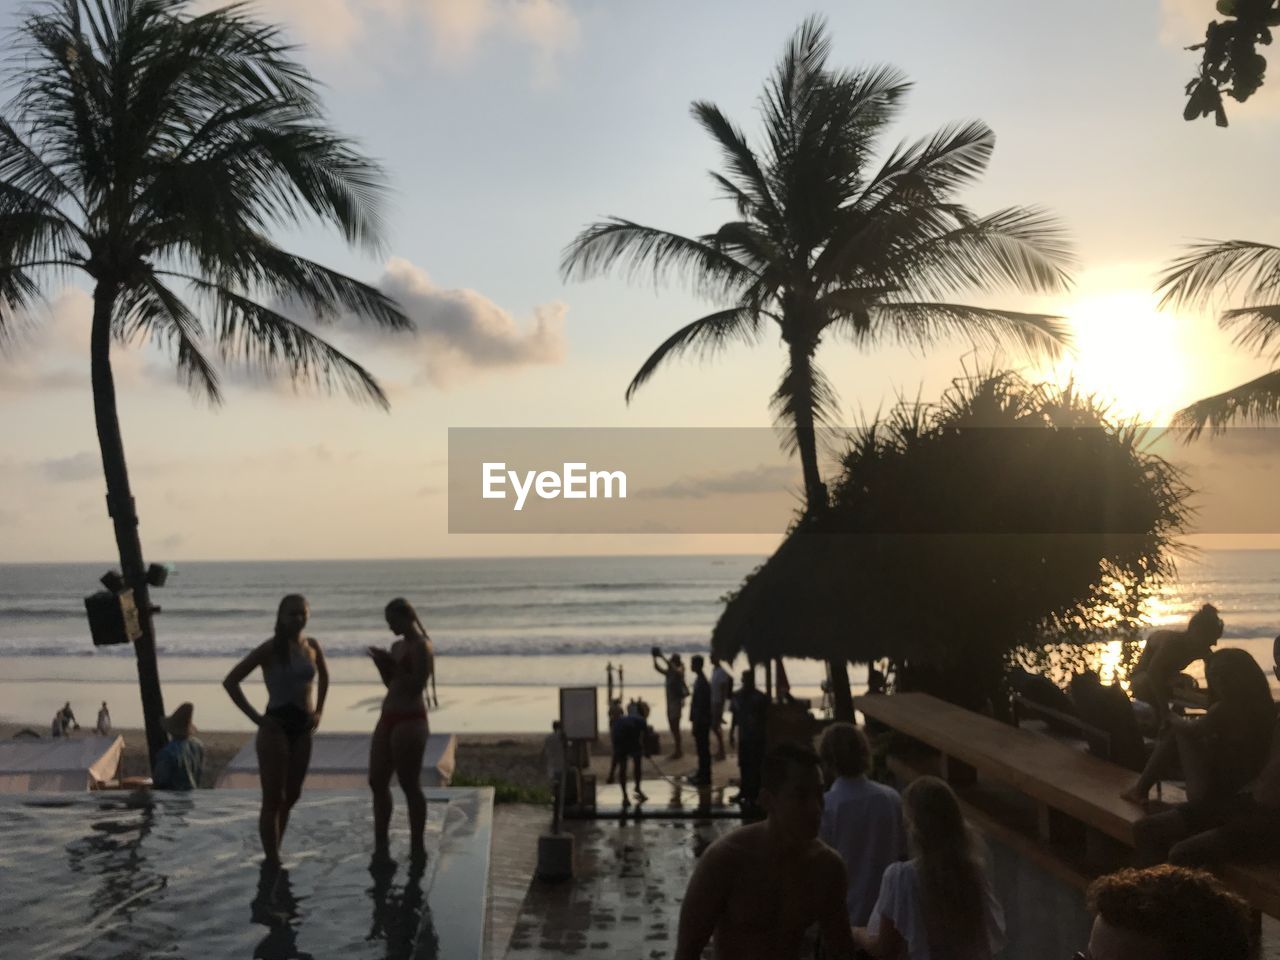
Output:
[{"xmin": 1050, "ymin": 290, "xmax": 1190, "ymax": 425}]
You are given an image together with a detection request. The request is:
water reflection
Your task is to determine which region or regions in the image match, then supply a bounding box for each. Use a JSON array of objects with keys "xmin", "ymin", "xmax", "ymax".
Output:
[
  {"xmin": 251, "ymin": 864, "xmax": 313, "ymax": 959},
  {"xmin": 67, "ymin": 792, "xmax": 169, "ymax": 943},
  {"xmin": 367, "ymin": 855, "xmax": 439, "ymax": 959}
]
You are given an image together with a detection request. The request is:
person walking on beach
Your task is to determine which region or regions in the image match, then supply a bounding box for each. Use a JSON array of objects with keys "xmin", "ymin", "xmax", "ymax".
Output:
[
  {"xmin": 675, "ymin": 742, "xmax": 856, "ymax": 960},
  {"xmin": 368, "ymin": 597, "xmax": 433, "ymax": 862},
  {"xmin": 96, "ymin": 701, "xmax": 111, "ymax": 736},
  {"xmin": 224, "ymin": 594, "xmax": 329, "ymax": 865},
  {"xmin": 689, "ymin": 655, "xmax": 712, "ymax": 786},
  {"xmin": 855, "ymin": 776, "xmax": 1005, "ymax": 960},
  {"xmin": 710, "ymin": 656, "xmax": 733, "ymax": 760},
  {"xmin": 1079, "ymin": 865, "xmax": 1249, "ymax": 960},
  {"xmin": 153, "ymin": 702, "xmax": 204, "ymax": 790},
  {"xmin": 59, "ymin": 701, "xmax": 79, "ymax": 734},
  {"xmin": 819, "ymin": 723, "xmax": 905, "ymax": 928},
  {"xmin": 652, "ymin": 647, "xmax": 689, "ymax": 759}
]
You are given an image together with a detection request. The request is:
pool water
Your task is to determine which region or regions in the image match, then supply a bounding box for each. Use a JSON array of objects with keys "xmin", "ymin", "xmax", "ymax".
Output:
[{"xmin": 0, "ymin": 789, "xmax": 492, "ymax": 959}]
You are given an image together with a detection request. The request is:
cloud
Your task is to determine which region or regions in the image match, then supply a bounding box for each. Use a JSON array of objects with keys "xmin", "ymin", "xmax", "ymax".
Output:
[
  {"xmin": 646, "ymin": 464, "xmax": 798, "ymax": 500},
  {"xmin": 226, "ymin": 0, "xmax": 581, "ymax": 83},
  {"xmin": 368, "ymin": 257, "xmax": 566, "ymax": 387},
  {"xmin": 41, "ymin": 452, "xmax": 101, "ymax": 483}
]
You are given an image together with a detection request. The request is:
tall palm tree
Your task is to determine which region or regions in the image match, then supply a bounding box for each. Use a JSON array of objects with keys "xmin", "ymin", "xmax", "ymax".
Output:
[
  {"xmin": 1158, "ymin": 240, "xmax": 1280, "ymax": 435},
  {"xmin": 0, "ymin": 0, "xmax": 410, "ymax": 766},
  {"xmin": 561, "ymin": 16, "xmax": 1074, "ymax": 719}
]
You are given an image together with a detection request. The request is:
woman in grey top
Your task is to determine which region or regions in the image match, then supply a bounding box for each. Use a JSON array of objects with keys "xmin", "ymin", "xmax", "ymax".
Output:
[{"xmin": 224, "ymin": 594, "xmax": 329, "ymax": 865}]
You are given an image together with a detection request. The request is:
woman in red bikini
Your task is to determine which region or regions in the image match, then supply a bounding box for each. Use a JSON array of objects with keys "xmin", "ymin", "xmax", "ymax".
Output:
[{"xmin": 368, "ymin": 597, "xmax": 433, "ymax": 861}]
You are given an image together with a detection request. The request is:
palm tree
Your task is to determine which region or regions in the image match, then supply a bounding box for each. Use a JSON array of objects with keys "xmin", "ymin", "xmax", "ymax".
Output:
[
  {"xmin": 0, "ymin": 0, "xmax": 410, "ymax": 766},
  {"xmin": 1158, "ymin": 240, "xmax": 1280, "ymax": 435},
  {"xmin": 561, "ymin": 16, "xmax": 1075, "ymax": 719}
]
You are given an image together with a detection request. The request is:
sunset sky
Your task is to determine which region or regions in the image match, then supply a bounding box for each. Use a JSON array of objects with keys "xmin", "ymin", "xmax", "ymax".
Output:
[{"xmin": 1, "ymin": 0, "xmax": 1277, "ymax": 562}]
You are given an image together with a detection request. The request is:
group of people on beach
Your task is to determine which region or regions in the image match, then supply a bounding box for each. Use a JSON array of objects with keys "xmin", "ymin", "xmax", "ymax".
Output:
[
  {"xmin": 216, "ymin": 593, "xmax": 435, "ymax": 865},
  {"xmin": 675, "ymin": 725, "xmax": 1254, "ymax": 960},
  {"xmin": 645, "ymin": 648, "xmax": 769, "ymax": 801}
]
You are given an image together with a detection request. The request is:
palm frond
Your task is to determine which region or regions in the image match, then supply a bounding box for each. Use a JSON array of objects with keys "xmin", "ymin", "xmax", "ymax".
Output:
[
  {"xmin": 560, "ymin": 218, "xmax": 759, "ymax": 300},
  {"xmin": 893, "ymin": 206, "xmax": 1076, "ymax": 299},
  {"xmin": 625, "ymin": 305, "xmax": 764, "ymax": 402},
  {"xmin": 183, "ymin": 277, "xmax": 390, "ymax": 408},
  {"xmin": 691, "ymin": 101, "xmax": 780, "ymax": 226},
  {"xmin": 771, "ymin": 356, "xmax": 840, "ymax": 443},
  {"xmin": 117, "ymin": 275, "xmax": 222, "ymax": 402},
  {"xmin": 1220, "ymin": 303, "xmax": 1280, "ymax": 363},
  {"xmin": 1173, "ymin": 369, "xmax": 1280, "ymax": 437},
  {"xmin": 866, "ymin": 301, "xmax": 1072, "ymax": 360},
  {"xmin": 1157, "ymin": 240, "xmax": 1280, "ymax": 310}
]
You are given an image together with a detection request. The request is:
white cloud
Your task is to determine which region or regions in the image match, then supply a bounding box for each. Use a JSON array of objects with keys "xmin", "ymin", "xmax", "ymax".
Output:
[
  {"xmin": 370, "ymin": 256, "xmax": 566, "ymax": 387},
  {"xmin": 222, "ymin": 0, "xmax": 581, "ymax": 83}
]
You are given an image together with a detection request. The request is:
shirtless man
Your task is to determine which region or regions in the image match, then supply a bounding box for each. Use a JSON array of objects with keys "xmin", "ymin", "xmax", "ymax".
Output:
[{"xmin": 675, "ymin": 742, "xmax": 856, "ymax": 960}]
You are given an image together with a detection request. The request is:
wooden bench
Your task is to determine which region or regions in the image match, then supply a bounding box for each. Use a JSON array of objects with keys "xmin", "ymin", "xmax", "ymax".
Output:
[
  {"xmin": 856, "ymin": 692, "xmax": 1280, "ymax": 919},
  {"xmin": 1011, "ymin": 692, "xmax": 1112, "ymax": 761}
]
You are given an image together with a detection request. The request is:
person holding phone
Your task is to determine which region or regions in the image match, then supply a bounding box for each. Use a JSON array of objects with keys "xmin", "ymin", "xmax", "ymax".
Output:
[{"xmin": 368, "ymin": 597, "xmax": 434, "ymax": 862}]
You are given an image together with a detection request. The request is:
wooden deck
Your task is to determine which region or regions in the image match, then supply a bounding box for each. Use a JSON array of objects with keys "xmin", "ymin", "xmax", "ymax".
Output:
[{"xmin": 856, "ymin": 692, "xmax": 1280, "ymax": 919}]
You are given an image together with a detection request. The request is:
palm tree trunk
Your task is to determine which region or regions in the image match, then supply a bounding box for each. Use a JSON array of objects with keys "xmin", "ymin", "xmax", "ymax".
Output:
[
  {"xmin": 90, "ymin": 280, "xmax": 168, "ymax": 769},
  {"xmin": 788, "ymin": 345, "xmax": 828, "ymax": 515},
  {"xmin": 787, "ymin": 341, "xmax": 854, "ymax": 721}
]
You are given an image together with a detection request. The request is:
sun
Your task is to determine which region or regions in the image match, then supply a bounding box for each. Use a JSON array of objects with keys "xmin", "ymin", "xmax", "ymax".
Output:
[{"xmin": 1048, "ymin": 290, "xmax": 1191, "ymax": 425}]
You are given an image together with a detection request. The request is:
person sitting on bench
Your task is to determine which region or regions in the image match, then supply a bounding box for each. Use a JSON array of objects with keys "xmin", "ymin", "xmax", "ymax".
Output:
[
  {"xmin": 1134, "ymin": 636, "xmax": 1280, "ymax": 868},
  {"xmin": 1130, "ymin": 604, "xmax": 1223, "ymax": 729},
  {"xmin": 1122, "ymin": 648, "xmax": 1273, "ymax": 816}
]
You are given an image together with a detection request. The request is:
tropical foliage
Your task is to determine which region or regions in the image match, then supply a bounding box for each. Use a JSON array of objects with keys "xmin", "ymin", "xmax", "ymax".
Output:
[
  {"xmin": 1159, "ymin": 240, "xmax": 1280, "ymax": 435},
  {"xmin": 562, "ymin": 15, "xmax": 1075, "ymax": 514},
  {"xmin": 712, "ymin": 371, "xmax": 1192, "ymax": 712},
  {"xmin": 1182, "ymin": 0, "xmax": 1280, "ymax": 126},
  {"xmin": 0, "ymin": 0, "xmax": 409, "ymax": 762}
]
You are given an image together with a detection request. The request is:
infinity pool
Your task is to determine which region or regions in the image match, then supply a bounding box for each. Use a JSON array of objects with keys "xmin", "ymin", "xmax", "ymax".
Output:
[{"xmin": 0, "ymin": 788, "xmax": 492, "ymax": 959}]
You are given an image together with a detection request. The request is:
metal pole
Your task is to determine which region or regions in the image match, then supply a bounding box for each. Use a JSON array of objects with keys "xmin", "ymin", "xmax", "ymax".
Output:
[{"xmin": 552, "ymin": 728, "xmax": 569, "ymax": 835}]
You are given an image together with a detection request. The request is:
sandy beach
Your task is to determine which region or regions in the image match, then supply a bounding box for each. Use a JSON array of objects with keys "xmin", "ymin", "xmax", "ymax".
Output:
[{"xmin": 0, "ymin": 721, "xmax": 723, "ymax": 793}]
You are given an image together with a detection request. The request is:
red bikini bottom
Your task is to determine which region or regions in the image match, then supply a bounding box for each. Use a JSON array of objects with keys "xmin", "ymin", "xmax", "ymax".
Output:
[{"xmin": 375, "ymin": 708, "xmax": 427, "ymax": 736}]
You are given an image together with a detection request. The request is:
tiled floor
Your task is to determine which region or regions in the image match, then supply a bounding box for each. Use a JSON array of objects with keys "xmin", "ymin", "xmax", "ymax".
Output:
[{"xmin": 502, "ymin": 814, "xmax": 733, "ymax": 958}]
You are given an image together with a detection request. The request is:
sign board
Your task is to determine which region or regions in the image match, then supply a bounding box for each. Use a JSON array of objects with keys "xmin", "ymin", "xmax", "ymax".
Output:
[{"xmin": 558, "ymin": 686, "xmax": 598, "ymax": 742}]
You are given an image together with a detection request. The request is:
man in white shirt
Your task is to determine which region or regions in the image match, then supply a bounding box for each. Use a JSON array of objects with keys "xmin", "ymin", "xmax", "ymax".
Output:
[
  {"xmin": 818, "ymin": 722, "xmax": 906, "ymax": 927},
  {"xmin": 710, "ymin": 657, "xmax": 733, "ymax": 760}
]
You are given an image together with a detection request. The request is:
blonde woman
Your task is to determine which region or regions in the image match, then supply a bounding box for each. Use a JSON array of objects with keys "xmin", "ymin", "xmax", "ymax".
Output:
[
  {"xmin": 224, "ymin": 594, "xmax": 329, "ymax": 865},
  {"xmin": 368, "ymin": 597, "xmax": 433, "ymax": 861},
  {"xmin": 855, "ymin": 776, "xmax": 1005, "ymax": 960}
]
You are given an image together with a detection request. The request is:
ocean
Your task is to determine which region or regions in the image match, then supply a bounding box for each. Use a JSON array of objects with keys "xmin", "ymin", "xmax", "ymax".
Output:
[{"xmin": 1, "ymin": 551, "xmax": 1278, "ymax": 732}]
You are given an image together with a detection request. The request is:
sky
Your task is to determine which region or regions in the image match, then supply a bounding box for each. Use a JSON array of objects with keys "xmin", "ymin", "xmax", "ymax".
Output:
[{"xmin": 1, "ymin": 0, "xmax": 1278, "ymax": 562}]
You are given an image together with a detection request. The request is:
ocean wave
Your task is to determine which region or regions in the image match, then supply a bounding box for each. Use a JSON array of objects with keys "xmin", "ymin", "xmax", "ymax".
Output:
[{"xmin": 0, "ymin": 634, "xmax": 714, "ymax": 659}]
